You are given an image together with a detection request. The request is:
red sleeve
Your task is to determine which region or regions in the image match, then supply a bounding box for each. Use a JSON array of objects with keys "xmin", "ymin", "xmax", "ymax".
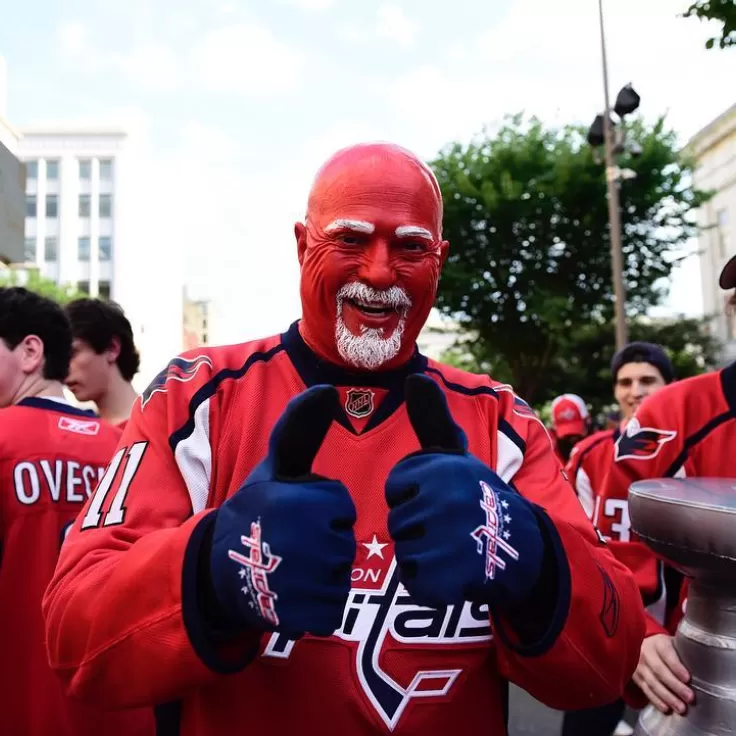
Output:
[
  {"xmin": 491, "ymin": 395, "xmax": 646, "ymax": 710},
  {"xmin": 42, "ymin": 353, "xmax": 258, "ymax": 709},
  {"xmin": 564, "ymin": 439, "xmax": 597, "ymax": 519}
]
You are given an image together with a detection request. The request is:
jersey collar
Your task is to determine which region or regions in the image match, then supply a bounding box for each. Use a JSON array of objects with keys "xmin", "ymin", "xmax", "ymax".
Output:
[
  {"xmin": 17, "ymin": 396, "xmax": 99, "ymax": 418},
  {"xmin": 281, "ymin": 321, "xmax": 428, "ymax": 434},
  {"xmin": 721, "ymin": 360, "xmax": 736, "ymax": 413}
]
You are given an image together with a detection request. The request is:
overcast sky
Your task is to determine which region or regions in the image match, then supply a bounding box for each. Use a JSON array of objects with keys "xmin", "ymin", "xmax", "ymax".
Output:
[{"xmin": 2, "ymin": 0, "xmax": 734, "ymax": 343}]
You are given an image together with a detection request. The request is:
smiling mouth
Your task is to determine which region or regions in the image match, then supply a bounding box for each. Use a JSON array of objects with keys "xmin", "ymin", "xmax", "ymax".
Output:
[{"xmin": 346, "ymin": 297, "xmax": 398, "ymax": 317}]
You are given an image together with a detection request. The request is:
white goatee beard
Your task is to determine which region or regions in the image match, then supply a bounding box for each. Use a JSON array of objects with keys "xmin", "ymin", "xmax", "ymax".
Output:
[{"xmin": 335, "ymin": 282, "xmax": 411, "ymax": 370}]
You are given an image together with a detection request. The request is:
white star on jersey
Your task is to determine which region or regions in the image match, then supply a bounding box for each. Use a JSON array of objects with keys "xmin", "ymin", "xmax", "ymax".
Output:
[{"xmin": 362, "ymin": 534, "xmax": 388, "ymax": 559}]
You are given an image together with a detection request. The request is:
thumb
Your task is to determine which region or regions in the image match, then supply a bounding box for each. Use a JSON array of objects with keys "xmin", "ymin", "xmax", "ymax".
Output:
[
  {"xmin": 405, "ymin": 374, "xmax": 467, "ymax": 452},
  {"xmin": 267, "ymin": 385, "xmax": 339, "ymax": 479}
]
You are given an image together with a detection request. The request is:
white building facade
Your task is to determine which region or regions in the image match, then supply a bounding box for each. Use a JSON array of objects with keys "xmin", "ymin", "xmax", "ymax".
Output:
[
  {"xmin": 18, "ymin": 130, "xmax": 124, "ymax": 301},
  {"xmin": 689, "ymin": 102, "xmax": 736, "ymax": 363}
]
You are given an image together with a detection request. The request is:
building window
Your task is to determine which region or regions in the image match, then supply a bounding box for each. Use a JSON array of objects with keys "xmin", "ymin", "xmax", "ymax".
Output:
[
  {"xmin": 99, "ymin": 236, "xmax": 112, "ymax": 261},
  {"xmin": 77, "ymin": 281, "xmax": 90, "ymax": 295},
  {"xmin": 79, "ymin": 194, "xmax": 91, "ymax": 217},
  {"xmin": 45, "ymin": 237, "xmax": 58, "ymax": 262},
  {"xmin": 79, "ymin": 160, "xmax": 91, "ymax": 180},
  {"xmin": 26, "ymin": 160, "xmax": 38, "ymax": 180},
  {"xmin": 202, "ymin": 332, "xmax": 208, "ymax": 344},
  {"xmin": 45, "ymin": 194, "xmax": 59, "ymax": 219},
  {"xmin": 99, "ymin": 281, "xmax": 111, "ymax": 300},
  {"xmin": 78, "ymin": 237, "xmax": 91, "ymax": 262},
  {"xmin": 99, "ymin": 194, "xmax": 113, "ymax": 218},
  {"xmin": 46, "ymin": 160, "xmax": 60, "ymax": 180},
  {"xmin": 99, "ymin": 159, "xmax": 113, "ymax": 180},
  {"xmin": 26, "ymin": 194, "xmax": 37, "ymax": 218},
  {"xmin": 24, "ymin": 237, "xmax": 36, "ymax": 261}
]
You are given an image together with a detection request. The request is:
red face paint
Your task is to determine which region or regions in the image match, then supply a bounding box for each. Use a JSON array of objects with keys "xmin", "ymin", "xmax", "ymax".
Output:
[{"xmin": 296, "ymin": 143, "xmax": 448, "ymax": 371}]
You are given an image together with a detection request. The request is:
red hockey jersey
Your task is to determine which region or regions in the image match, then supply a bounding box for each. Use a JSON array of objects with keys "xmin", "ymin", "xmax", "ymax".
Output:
[
  {"xmin": 599, "ymin": 364, "xmax": 736, "ymax": 703},
  {"xmin": 0, "ymin": 397, "xmax": 155, "ymax": 736},
  {"xmin": 44, "ymin": 323, "xmax": 645, "ymax": 735},
  {"xmin": 565, "ymin": 428, "xmax": 618, "ymax": 520}
]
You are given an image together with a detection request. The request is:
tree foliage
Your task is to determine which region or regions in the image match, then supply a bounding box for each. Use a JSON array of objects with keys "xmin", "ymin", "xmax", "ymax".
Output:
[
  {"xmin": 441, "ymin": 316, "xmax": 720, "ymax": 420},
  {"xmin": 0, "ymin": 268, "xmax": 81, "ymax": 304},
  {"xmin": 683, "ymin": 0, "xmax": 736, "ymax": 49},
  {"xmin": 430, "ymin": 114, "xmax": 711, "ymax": 403}
]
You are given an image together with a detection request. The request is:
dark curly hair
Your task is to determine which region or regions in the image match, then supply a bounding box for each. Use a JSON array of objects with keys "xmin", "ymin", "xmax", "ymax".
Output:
[
  {"xmin": 65, "ymin": 298, "xmax": 140, "ymax": 381},
  {"xmin": 0, "ymin": 287, "xmax": 72, "ymax": 381}
]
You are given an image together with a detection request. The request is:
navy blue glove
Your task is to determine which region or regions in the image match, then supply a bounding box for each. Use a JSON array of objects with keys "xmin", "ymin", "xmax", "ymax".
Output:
[
  {"xmin": 210, "ymin": 385, "xmax": 357, "ymax": 639},
  {"xmin": 386, "ymin": 374, "xmax": 545, "ymax": 610}
]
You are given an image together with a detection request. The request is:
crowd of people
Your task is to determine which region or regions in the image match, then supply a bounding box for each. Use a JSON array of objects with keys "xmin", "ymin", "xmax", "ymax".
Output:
[{"xmin": 1, "ymin": 141, "xmax": 734, "ymax": 736}]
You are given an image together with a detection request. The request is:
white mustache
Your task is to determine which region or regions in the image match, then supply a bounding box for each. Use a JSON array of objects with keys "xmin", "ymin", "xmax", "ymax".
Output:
[{"xmin": 336, "ymin": 282, "xmax": 412, "ymax": 313}]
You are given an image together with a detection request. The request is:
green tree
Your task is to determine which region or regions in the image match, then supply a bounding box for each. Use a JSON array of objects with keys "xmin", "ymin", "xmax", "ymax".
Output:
[
  {"xmin": 431, "ymin": 114, "xmax": 710, "ymax": 403},
  {"xmin": 683, "ymin": 0, "xmax": 736, "ymax": 49},
  {"xmin": 441, "ymin": 316, "xmax": 720, "ymax": 419},
  {"xmin": 0, "ymin": 269, "xmax": 81, "ymax": 304}
]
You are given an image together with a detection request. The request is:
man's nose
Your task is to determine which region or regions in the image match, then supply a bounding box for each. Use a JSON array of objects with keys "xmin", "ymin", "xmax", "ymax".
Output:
[{"xmin": 358, "ymin": 240, "xmax": 395, "ymax": 291}]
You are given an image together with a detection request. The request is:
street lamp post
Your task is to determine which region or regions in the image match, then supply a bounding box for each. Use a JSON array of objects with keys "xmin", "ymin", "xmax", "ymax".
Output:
[{"xmin": 598, "ymin": 0, "xmax": 628, "ymax": 351}]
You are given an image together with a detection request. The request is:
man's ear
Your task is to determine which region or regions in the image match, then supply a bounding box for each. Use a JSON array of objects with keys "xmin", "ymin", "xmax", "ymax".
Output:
[
  {"xmin": 19, "ymin": 335, "xmax": 45, "ymax": 376},
  {"xmin": 105, "ymin": 336, "xmax": 121, "ymax": 364},
  {"xmin": 438, "ymin": 239, "xmax": 450, "ymax": 266},
  {"xmin": 295, "ymin": 222, "xmax": 308, "ymax": 266}
]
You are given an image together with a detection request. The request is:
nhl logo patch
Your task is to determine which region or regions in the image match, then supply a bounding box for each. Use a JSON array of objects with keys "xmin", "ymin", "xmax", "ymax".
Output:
[{"xmin": 345, "ymin": 388, "xmax": 375, "ymax": 419}]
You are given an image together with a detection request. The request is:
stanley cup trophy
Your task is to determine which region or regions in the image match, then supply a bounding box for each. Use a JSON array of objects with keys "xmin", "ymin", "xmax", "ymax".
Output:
[{"xmin": 629, "ymin": 478, "xmax": 736, "ymax": 736}]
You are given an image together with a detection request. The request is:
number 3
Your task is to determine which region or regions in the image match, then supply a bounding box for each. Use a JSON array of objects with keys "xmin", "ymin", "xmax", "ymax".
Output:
[
  {"xmin": 603, "ymin": 498, "xmax": 631, "ymax": 542},
  {"xmin": 80, "ymin": 442, "xmax": 148, "ymax": 530}
]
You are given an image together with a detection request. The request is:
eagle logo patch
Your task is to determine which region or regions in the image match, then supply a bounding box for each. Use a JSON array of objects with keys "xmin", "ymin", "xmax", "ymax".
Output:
[{"xmin": 614, "ymin": 418, "xmax": 677, "ymax": 461}]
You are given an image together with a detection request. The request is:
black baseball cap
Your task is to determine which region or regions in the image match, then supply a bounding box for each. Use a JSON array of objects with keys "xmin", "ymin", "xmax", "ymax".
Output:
[
  {"xmin": 720, "ymin": 255, "xmax": 736, "ymax": 289},
  {"xmin": 611, "ymin": 341, "xmax": 675, "ymax": 384}
]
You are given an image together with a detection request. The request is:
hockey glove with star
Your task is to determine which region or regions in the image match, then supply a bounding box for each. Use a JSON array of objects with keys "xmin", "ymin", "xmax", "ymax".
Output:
[
  {"xmin": 385, "ymin": 374, "xmax": 546, "ymax": 610},
  {"xmin": 209, "ymin": 385, "xmax": 357, "ymax": 640}
]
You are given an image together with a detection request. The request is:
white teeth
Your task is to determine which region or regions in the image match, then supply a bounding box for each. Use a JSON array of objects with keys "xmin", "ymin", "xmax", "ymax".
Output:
[{"xmin": 336, "ymin": 282, "xmax": 412, "ymax": 316}]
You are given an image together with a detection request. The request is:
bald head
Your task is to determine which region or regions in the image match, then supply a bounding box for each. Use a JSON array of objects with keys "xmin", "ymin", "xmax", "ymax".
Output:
[{"xmin": 306, "ymin": 142, "xmax": 444, "ymax": 237}]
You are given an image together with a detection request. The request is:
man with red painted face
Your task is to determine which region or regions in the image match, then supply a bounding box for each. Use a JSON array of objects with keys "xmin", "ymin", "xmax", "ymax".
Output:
[{"xmin": 44, "ymin": 143, "xmax": 645, "ymax": 735}]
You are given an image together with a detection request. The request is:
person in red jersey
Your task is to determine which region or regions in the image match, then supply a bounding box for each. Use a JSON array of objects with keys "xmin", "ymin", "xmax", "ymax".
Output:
[
  {"xmin": 568, "ymin": 343, "xmax": 674, "ymax": 522},
  {"xmin": 550, "ymin": 393, "xmax": 591, "ymax": 463},
  {"xmin": 65, "ymin": 297, "xmax": 140, "ymax": 429},
  {"xmin": 0, "ymin": 287, "xmax": 154, "ymax": 736},
  {"xmin": 43, "ymin": 143, "xmax": 645, "ymax": 736},
  {"xmin": 599, "ymin": 258, "xmax": 736, "ymax": 720},
  {"xmin": 561, "ymin": 343, "xmax": 673, "ymax": 736}
]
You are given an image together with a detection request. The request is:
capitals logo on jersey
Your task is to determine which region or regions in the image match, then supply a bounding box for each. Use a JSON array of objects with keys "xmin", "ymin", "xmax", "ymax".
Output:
[
  {"xmin": 262, "ymin": 536, "xmax": 492, "ymax": 731},
  {"xmin": 140, "ymin": 355, "xmax": 213, "ymax": 410},
  {"xmin": 614, "ymin": 418, "xmax": 677, "ymax": 462}
]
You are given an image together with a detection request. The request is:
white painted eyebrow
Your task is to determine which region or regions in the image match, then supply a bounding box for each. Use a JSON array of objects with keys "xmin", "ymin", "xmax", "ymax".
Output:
[
  {"xmin": 324, "ymin": 219, "xmax": 375, "ymax": 234},
  {"xmin": 395, "ymin": 226, "xmax": 434, "ymax": 240}
]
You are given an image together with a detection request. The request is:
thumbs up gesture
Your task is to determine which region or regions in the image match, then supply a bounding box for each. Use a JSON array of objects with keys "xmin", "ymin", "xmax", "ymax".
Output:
[
  {"xmin": 385, "ymin": 375, "xmax": 545, "ymax": 610},
  {"xmin": 210, "ymin": 386, "xmax": 357, "ymax": 639}
]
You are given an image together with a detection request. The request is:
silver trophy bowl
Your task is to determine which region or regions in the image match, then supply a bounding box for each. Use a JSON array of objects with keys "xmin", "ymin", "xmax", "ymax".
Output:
[{"xmin": 629, "ymin": 478, "xmax": 736, "ymax": 736}]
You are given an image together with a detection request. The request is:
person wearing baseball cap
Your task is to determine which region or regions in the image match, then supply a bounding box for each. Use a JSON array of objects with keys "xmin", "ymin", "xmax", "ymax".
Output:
[{"xmin": 550, "ymin": 393, "xmax": 591, "ymax": 462}]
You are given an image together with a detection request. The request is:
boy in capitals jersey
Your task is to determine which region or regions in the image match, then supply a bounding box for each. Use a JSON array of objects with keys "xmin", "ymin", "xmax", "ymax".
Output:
[
  {"xmin": 0, "ymin": 287, "xmax": 154, "ymax": 736},
  {"xmin": 561, "ymin": 343, "xmax": 673, "ymax": 736},
  {"xmin": 599, "ymin": 256, "xmax": 736, "ymax": 718},
  {"xmin": 567, "ymin": 342, "xmax": 674, "ymax": 522},
  {"xmin": 65, "ymin": 297, "xmax": 141, "ymax": 429},
  {"xmin": 44, "ymin": 143, "xmax": 646, "ymax": 735}
]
